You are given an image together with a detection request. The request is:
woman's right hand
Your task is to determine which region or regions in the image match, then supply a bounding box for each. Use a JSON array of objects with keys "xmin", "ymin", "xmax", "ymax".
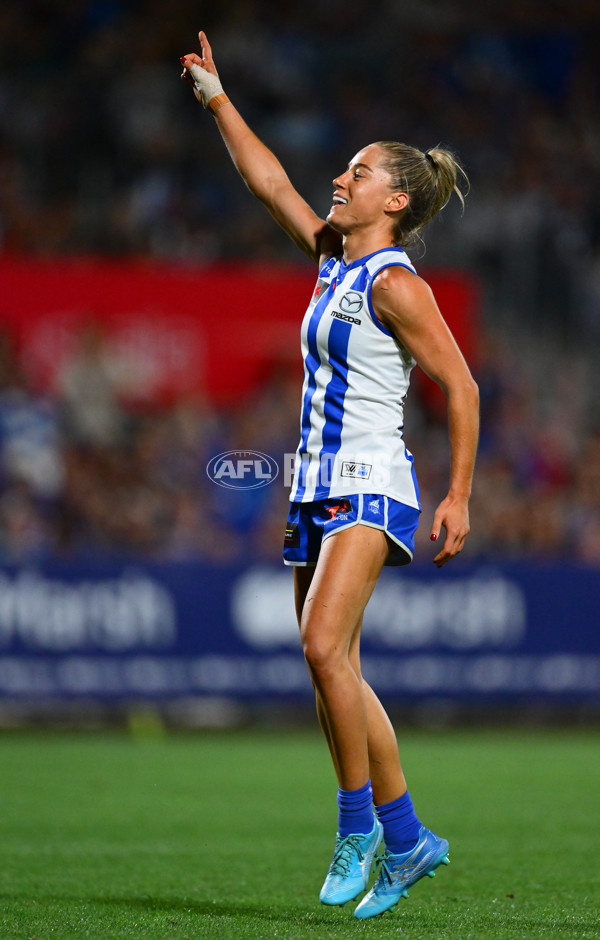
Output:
[
  {"xmin": 180, "ymin": 31, "xmax": 225, "ymax": 109},
  {"xmin": 179, "ymin": 30, "xmax": 338, "ymax": 262}
]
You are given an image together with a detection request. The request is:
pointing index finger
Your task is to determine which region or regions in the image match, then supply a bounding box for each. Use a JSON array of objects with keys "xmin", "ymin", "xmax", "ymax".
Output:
[{"xmin": 199, "ymin": 30, "xmax": 212, "ymax": 63}]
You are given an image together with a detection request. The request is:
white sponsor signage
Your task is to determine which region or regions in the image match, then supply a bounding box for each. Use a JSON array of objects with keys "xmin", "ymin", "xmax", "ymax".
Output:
[
  {"xmin": 231, "ymin": 567, "xmax": 526, "ymax": 650},
  {"xmin": 0, "ymin": 569, "xmax": 176, "ymax": 651}
]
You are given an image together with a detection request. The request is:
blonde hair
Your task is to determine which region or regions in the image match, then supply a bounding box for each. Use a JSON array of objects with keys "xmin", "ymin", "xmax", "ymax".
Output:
[{"xmin": 375, "ymin": 141, "xmax": 468, "ymax": 249}]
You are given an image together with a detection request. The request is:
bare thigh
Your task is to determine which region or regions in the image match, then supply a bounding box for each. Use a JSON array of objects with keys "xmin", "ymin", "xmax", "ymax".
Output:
[{"xmin": 297, "ymin": 524, "xmax": 388, "ymax": 661}]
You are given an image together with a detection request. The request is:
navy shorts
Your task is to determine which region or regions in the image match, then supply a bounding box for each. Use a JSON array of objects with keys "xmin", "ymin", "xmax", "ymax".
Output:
[{"xmin": 283, "ymin": 494, "xmax": 420, "ymax": 567}]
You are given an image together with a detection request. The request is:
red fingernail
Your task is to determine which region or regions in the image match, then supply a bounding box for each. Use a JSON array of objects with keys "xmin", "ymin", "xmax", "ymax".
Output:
[
  {"xmin": 430, "ymin": 533, "xmax": 438, "ymax": 541},
  {"xmin": 180, "ymin": 56, "xmax": 187, "ymax": 65}
]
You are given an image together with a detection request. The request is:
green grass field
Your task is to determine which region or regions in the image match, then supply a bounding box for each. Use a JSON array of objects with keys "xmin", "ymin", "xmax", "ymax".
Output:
[{"xmin": 1, "ymin": 727, "xmax": 599, "ymax": 939}]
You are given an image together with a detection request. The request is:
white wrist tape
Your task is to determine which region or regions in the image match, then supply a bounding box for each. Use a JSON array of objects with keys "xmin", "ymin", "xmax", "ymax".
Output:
[{"xmin": 187, "ymin": 64, "xmax": 228, "ymax": 112}]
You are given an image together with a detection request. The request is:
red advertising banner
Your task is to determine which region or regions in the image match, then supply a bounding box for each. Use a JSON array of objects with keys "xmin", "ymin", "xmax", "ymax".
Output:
[{"xmin": 0, "ymin": 256, "xmax": 479, "ymax": 407}]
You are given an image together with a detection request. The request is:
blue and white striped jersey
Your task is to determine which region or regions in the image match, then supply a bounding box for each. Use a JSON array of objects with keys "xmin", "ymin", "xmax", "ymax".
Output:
[{"xmin": 289, "ymin": 247, "xmax": 421, "ymax": 508}]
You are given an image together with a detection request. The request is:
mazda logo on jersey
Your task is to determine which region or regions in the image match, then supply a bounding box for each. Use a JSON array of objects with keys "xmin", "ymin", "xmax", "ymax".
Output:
[
  {"xmin": 339, "ymin": 291, "xmax": 363, "ymax": 315},
  {"xmin": 331, "ymin": 310, "xmax": 361, "ymax": 325}
]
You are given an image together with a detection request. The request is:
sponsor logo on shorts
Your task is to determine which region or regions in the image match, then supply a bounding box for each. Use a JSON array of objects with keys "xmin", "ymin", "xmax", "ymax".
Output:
[
  {"xmin": 341, "ymin": 461, "xmax": 372, "ymax": 480},
  {"xmin": 325, "ymin": 499, "xmax": 352, "ymax": 521},
  {"xmin": 369, "ymin": 498, "xmax": 380, "ymax": 513},
  {"xmin": 284, "ymin": 522, "xmax": 301, "ymax": 547}
]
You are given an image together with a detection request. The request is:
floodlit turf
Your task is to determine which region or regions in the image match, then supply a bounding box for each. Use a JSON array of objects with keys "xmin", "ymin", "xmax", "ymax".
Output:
[{"xmin": 1, "ymin": 726, "xmax": 599, "ymax": 939}]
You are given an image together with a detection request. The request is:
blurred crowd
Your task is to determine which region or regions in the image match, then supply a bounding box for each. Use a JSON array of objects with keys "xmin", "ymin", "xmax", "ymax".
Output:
[
  {"xmin": 1, "ymin": 3, "xmax": 599, "ymax": 313},
  {"xmin": 1, "ymin": 317, "xmax": 599, "ymax": 566},
  {"xmin": 1, "ymin": 0, "xmax": 599, "ymax": 566}
]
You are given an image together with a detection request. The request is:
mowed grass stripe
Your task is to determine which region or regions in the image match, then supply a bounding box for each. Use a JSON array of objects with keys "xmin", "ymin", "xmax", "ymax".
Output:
[{"xmin": 1, "ymin": 729, "xmax": 599, "ymax": 938}]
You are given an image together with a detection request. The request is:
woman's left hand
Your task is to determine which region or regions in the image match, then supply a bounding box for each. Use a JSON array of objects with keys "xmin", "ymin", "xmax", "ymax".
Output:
[{"xmin": 429, "ymin": 493, "xmax": 470, "ymax": 567}]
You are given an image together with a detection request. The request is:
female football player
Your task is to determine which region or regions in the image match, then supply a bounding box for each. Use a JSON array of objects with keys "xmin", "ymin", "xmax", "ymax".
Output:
[{"xmin": 181, "ymin": 31, "xmax": 479, "ymax": 919}]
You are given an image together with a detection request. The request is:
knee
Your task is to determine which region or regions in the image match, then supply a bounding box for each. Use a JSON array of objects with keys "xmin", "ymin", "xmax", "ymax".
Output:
[{"xmin": 301, "ymin": 624, "xmax": 345, "ymax": 681}]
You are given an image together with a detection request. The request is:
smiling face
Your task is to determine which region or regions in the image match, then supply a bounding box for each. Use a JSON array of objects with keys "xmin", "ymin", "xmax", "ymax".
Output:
[{"xmin": 326, "ymin": 144, "xmax": 408, "ymax": 238}]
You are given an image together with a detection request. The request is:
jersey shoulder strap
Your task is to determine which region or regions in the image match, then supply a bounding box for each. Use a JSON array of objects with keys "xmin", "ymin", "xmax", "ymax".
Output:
[{"xmin": 365, "ymin": 248, "xmax": 416, "ymax": 278}]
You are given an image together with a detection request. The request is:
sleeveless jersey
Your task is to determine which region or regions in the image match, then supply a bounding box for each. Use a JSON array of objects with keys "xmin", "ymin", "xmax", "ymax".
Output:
[
  {"xmin": 289, "ymin": 247, "xmax": 421, "ymax": 509},
  {"xmin": 290, "ymin": 248, "xmax": 421, "ymax": 509}
]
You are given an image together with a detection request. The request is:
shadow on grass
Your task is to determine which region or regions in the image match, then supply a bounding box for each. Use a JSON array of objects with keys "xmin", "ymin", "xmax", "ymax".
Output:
[
  {"xmin": 97, "ymin": 895, "xmax": 327, "ymax": 922},
  {"xmin": 1, "ymin": 891, "xmax": 340, "ymax": 926}
]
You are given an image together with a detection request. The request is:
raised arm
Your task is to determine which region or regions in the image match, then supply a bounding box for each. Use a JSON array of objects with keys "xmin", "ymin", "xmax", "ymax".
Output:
[
  {"xmin": 180, "ymin": 31, "xmax": 341, "ymax": 263},
  {"xmin": 373, "ymin": 266, "xmax": 480, "ymax": 568}
]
